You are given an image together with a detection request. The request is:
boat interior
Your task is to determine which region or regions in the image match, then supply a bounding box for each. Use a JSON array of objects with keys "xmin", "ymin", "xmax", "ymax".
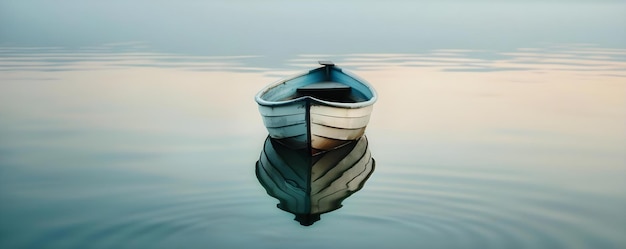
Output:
[
  {"xmin": 295, "ymin": 81, "xmax": 357, "ymax": 103},
  {"xmin": 260, "ymin": 63, "xmax": 374, "ymax": 104}
]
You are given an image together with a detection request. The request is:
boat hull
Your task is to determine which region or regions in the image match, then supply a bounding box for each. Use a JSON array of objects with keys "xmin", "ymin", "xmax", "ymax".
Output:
[
  {"xmin": 256, "ymin": 64, "xmax": 377, "ymax": 153},
  {"xmin": 258, "ymin": 99, "xmax": 373, "ymax": 152}
]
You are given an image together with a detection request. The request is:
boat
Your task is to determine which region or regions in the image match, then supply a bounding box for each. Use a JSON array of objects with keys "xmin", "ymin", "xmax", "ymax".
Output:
[
  {"xmin": 255, "ymin": 135, "xmax": 375, "ymax": 226},
  {"xmin": 255, "ymin": 61, "xmax": 377, "ymax": 154}
]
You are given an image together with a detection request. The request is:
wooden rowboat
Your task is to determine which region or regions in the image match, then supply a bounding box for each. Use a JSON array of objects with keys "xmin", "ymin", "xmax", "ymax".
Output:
[
  {"xmin": 255, "ymin": 61, "xmax": 377, "ymax": 154},
  {"xmin": 255, "ymin": 135, "xmax": 375, "ymax": 226}
]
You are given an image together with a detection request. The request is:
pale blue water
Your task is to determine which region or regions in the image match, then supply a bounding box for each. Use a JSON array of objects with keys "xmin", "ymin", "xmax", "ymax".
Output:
[{"xmin": 1, "ymin": 1, "xmax": 625, "ymax": 249}]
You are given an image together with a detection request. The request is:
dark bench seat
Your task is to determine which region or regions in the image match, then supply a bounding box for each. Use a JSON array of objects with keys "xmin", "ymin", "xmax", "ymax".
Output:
[{"xmin": 296, "ymin": 81, "xmax": 353, "ymax": 102}]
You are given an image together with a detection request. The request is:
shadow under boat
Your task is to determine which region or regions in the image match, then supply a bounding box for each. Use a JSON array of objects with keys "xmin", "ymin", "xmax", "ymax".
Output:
[{"xmin": 255, "ymin": 135, "xmax": 375, "ymax": 226}]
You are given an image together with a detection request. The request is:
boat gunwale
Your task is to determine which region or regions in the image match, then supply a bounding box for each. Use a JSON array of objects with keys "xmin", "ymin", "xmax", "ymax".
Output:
[{"xmin": 255, "ymin": 66, "xmax": 378, "ymax": 109}]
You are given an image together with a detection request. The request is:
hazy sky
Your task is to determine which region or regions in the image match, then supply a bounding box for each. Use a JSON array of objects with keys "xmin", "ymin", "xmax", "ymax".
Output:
[{"xmin": 1, "ymin": 1, "xmax": 625, "ymax": 55}]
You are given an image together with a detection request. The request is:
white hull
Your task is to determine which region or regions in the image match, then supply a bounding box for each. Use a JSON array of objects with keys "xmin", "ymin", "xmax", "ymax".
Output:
[
  {"xmin": 258, "ymin": 101, "xmax": 372, "ymax": 151},
  {"xmin": 255, "ymin": 62, "xmax": 377, "ymax": 153}
]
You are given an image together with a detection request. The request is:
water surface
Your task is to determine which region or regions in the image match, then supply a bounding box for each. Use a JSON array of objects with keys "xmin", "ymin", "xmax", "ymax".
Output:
[{"xmin": 1, "ymin": 1, "xmax": 625, "ymax": 249}]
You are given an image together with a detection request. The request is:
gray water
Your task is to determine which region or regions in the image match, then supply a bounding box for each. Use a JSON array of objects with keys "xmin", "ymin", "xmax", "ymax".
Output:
[{"xmin": 1, "ymin": 1, "xmax": 625, "ymax": 248}]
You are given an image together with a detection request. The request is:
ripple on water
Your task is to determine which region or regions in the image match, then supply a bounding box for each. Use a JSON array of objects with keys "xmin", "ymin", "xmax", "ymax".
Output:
[
  {"xmin": 18, "ymin": 183, "xmax": 268, "ymax": 249},
  {"xmin": 346, "ymin": 165, "xmax": 624, "ymax": 249}
]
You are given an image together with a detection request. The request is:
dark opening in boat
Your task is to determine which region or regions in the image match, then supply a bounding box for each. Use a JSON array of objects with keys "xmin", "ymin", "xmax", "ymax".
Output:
[{"xmin": 296, "ymin": 81, "xmax": 360, "ymax": 103}]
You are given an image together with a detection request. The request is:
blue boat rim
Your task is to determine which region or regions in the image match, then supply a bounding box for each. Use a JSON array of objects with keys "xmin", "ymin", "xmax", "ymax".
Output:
[{"xmin": 255, "ymin": 65, "xmax": 378, "ymax": 109}]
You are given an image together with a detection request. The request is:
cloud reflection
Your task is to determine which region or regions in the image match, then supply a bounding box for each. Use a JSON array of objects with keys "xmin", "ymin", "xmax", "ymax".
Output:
[
  {"xmin": 0, "ymin": 45, "xmax": 265, "ymax": 72},
  {"xmin": 1, "ymin": 44, "xmax": 625, "ymax": 76}
]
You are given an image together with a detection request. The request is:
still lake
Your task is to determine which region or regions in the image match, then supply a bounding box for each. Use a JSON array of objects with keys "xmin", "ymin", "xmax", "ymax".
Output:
[{"xmin": 1, "ymin": 1, "xmax": 625, "ymax": 249}]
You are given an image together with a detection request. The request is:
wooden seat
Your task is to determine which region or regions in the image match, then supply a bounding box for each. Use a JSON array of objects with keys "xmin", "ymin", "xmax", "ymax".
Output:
[{"xmin": 297, "ymin": 82, "xmax": 352, "ymax": 102}]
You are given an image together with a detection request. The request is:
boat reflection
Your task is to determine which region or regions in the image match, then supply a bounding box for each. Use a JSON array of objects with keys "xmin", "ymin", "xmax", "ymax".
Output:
[{"xmin": 255, "ymin": 135, "xmax": 375, "ymax": 226}]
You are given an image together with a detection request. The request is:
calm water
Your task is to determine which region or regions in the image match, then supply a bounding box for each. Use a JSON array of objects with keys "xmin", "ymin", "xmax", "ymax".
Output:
[{"xmin": 1, "ymin": 1, "xmax": 625, "ymax": 249}]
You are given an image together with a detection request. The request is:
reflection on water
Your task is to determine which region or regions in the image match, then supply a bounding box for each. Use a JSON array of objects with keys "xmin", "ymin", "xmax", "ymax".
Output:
[
  {"xmin": 256, "ymin": 136, "xmax": 374, "ymax": 226},
  {"xmin": 0, "ymin": 45, "xmax": 266, "ymax": 73},
  {"xmin": 0, "ymin": 44, "xmax": 625, "ymax": 248},
  {"xmin": 2, "ymin": 44, "xmax": 626, "ymax": 75}
]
